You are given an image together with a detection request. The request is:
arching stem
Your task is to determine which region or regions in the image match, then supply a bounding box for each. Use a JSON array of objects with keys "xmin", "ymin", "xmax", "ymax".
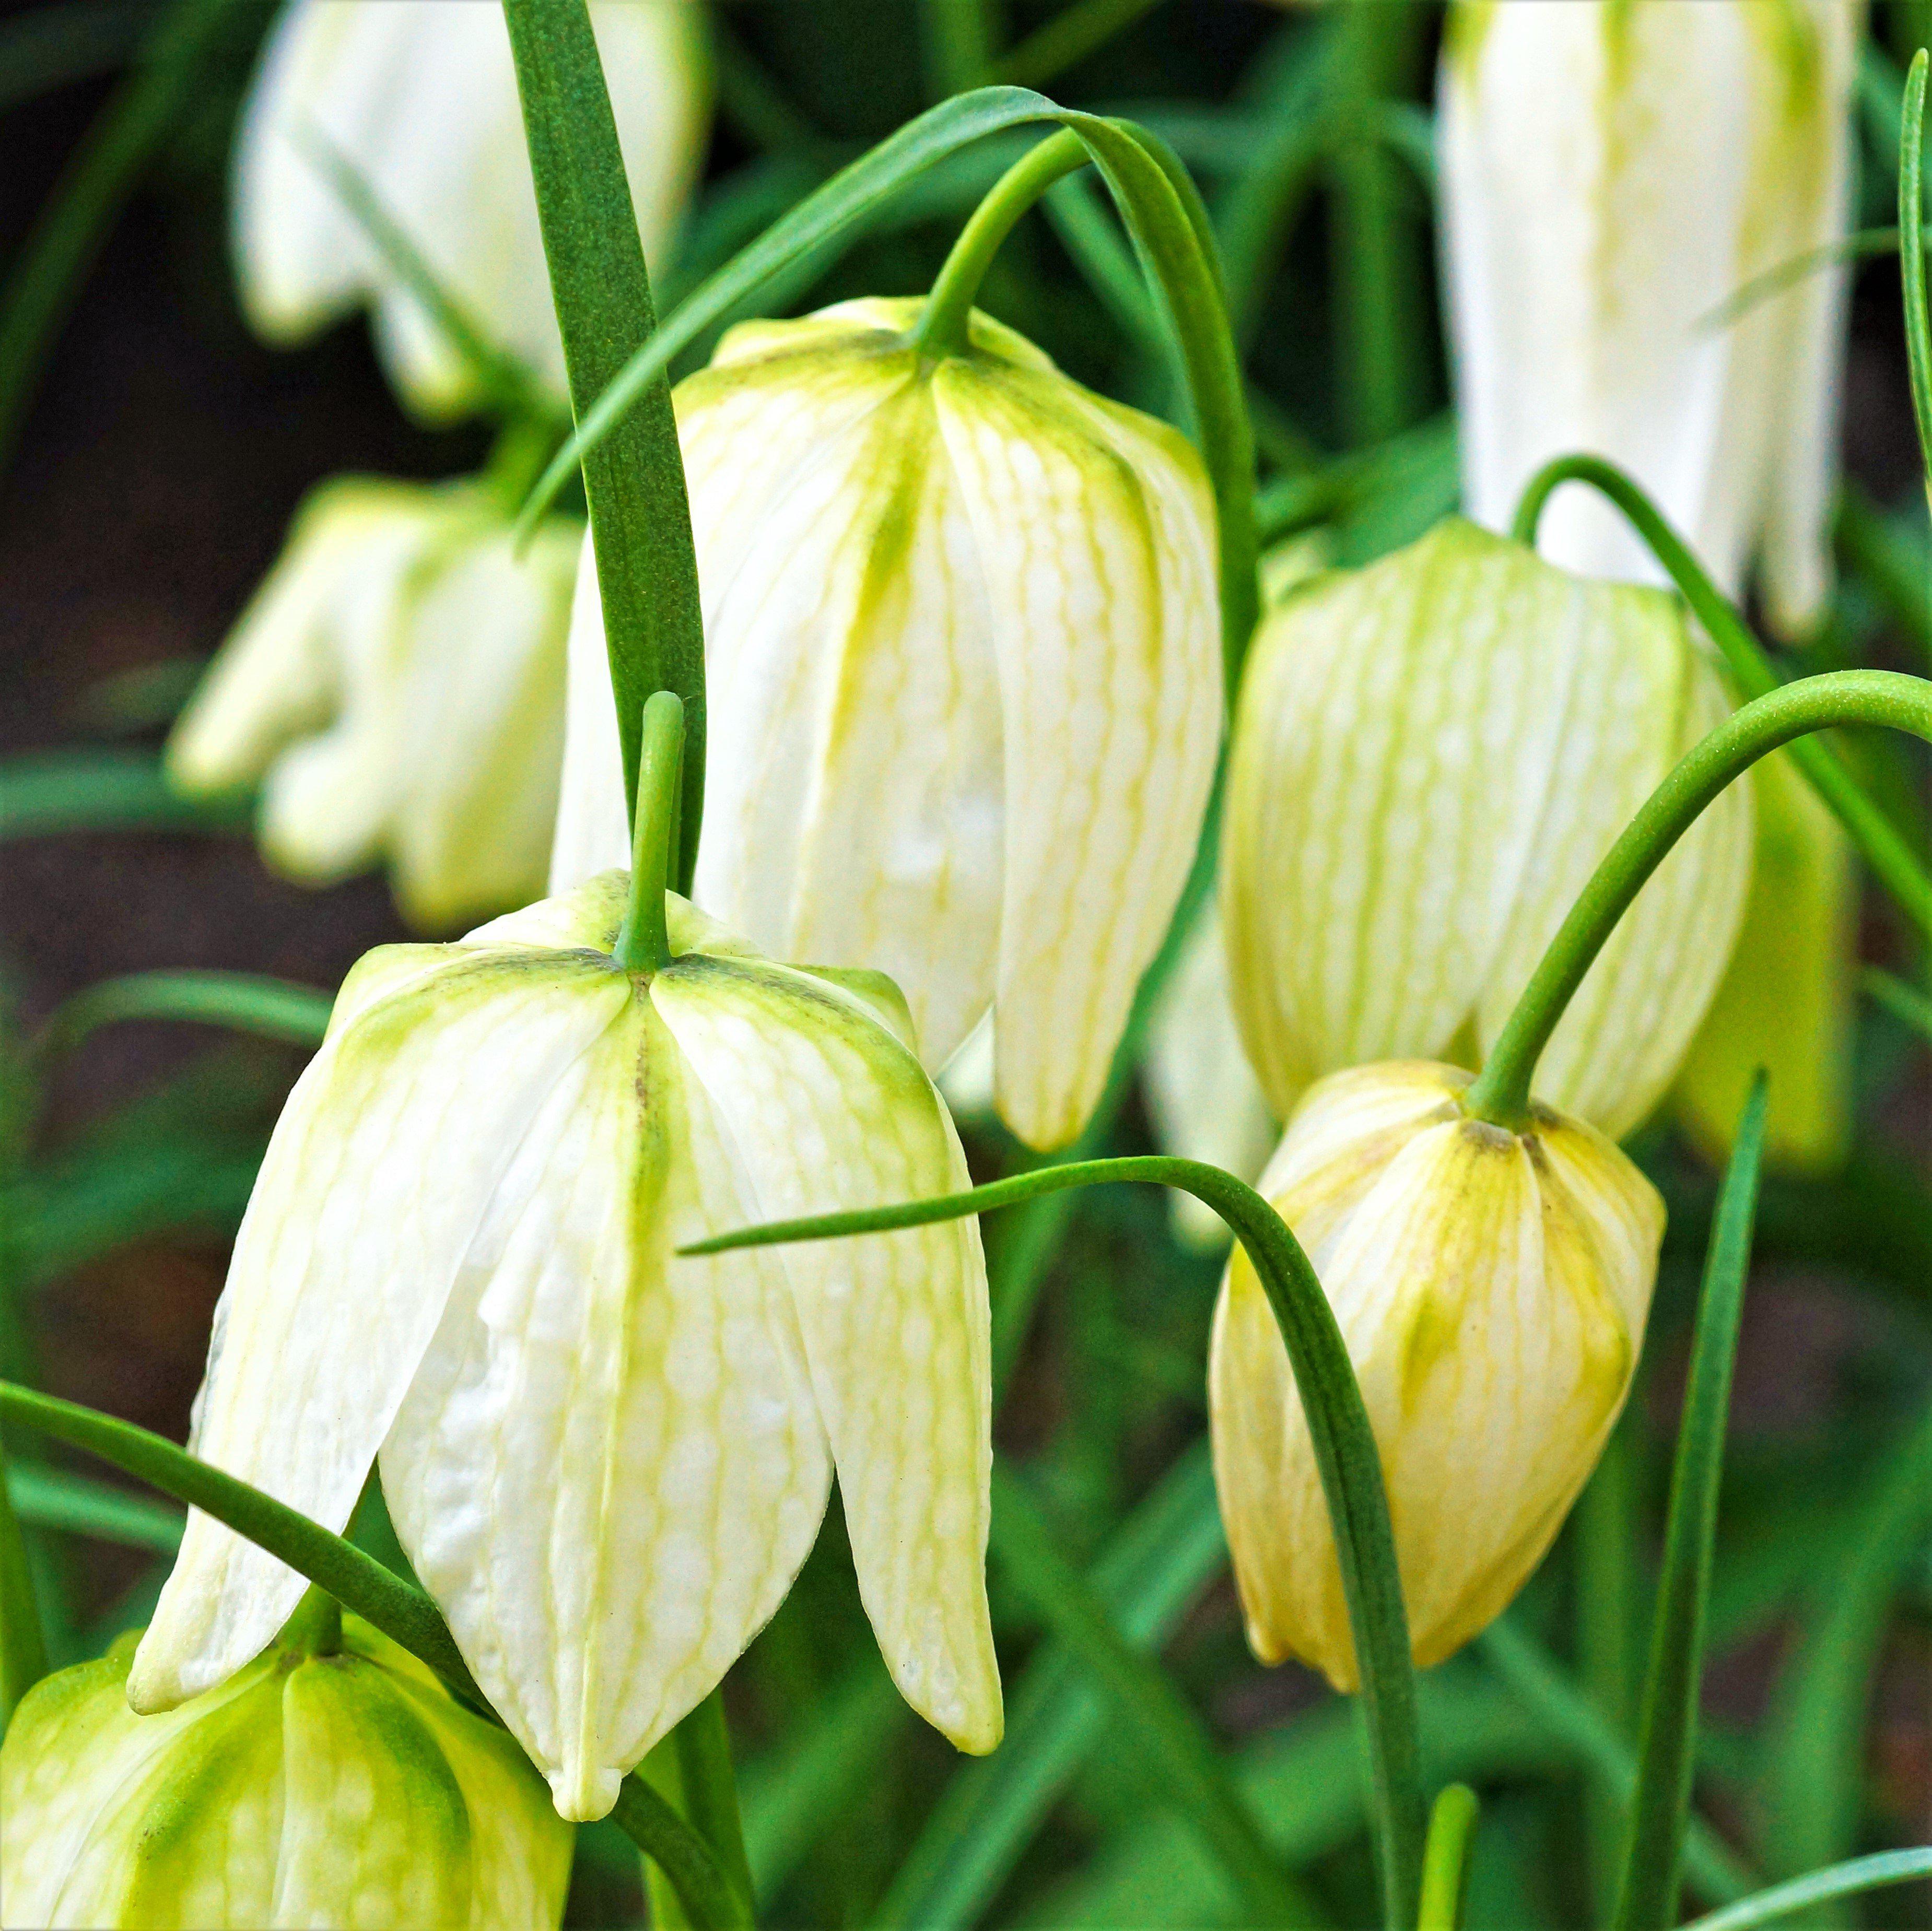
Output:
[
  {"xmin": 612, "ymin": 693, "xmax": 685, "ymax": 975},
  {"xmin": 1463, "ymin": 672, "xmax": 1932, "ymax": 1131},
  {"xmin": 1901, "ymin": 52, "xmax": 1931, "ymax": 492},
  {"xmin": 910, "ymin": 128, "xmax": 1089, "ymax": 359},
  {"xmin": 1511, "ymin": 453, "xmax": 1932, "ymax": 938}
]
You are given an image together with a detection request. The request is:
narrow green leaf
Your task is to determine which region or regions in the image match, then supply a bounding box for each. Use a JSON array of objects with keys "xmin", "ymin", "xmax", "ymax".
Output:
[
  {"xmin": 993, "ymin": 0, "xmax": 1167, "ymax": 89},
  {"xmin": 876, "ymin": 1442, "xmax": 1225, "ymax": 1928},
  {"xmin": 1577, "ymin": 1418, "xmax": 1643, "ymax": 1924},
  {"xmin": 1417, "ymin": 1784, "xmax": 1481, "ymax": 1931},
  {"xmin": 37, "ymin": 970, "xmax": 333, "ymax": 1058},
  {"xmin": 0, "ymin": 1432, "xmax": 50, "ymax": 1726},
  {"xmin": 0, "ymin": 0, "xmax": 241, "ymax": 469},
  {"xmin": 1477, "ymin": 1618, "xmax": 1755, "ymax": 1905},
  {"xmin": 1615, "ymin": 1076, "xmax": 1769, "ymax": 1931},
  {"xmin": 684, "ymin": 1151, "xmax": 1427, "ymax": 1927},
  {"xmin": 7, "ymin": 1461, "xmax": 183, "ymax": 1553},
  {"xmin": 1681, "ymin": 1851, "xmax": 1932, "ymax": 1931},
  {"xmin": 988, "ymin": 1464, "xmax": 1321, "ymax": 1928},
  {"xmin": 502, "ymin": 0, "xmax": 706, "ymax": 887},
  {"xmin": 1901, "ymin": 52, "xmax": 1931, "ymax": 488},
  {"xmin": 0, "ymin": 1379, "xmax": 747, "ymax": 1928},
  {"xmin": 1864, "ymin": 965, "xmax": 1932, "ymax": 1040},
  {"xmin": 1835, "ymin": 480, "xmax": 1931, "ymax": 667},
  {"xmin": 0, "ymin": 749, "xmax": 248, "ymax": 839}
]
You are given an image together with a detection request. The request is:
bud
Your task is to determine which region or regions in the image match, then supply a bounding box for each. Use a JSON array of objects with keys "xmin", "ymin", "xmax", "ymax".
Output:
[
  {"xmin": 234, "ymin": 0, "xmax": 708, "ymax": 419},
  {"xmin": 1675, "ymin": 747, "xmax": 1855, "ymax": 1170},
  {"xmin": 127, "ymin": 875, "xmax": 1000, "ymax": 1821},
  {"xmin": 167, "ymin": 477, "xmax": 580, "ymax": 933},
  {"xmin": 548, "ymin": 297, "xmax": 1222, "ymax": 1152},
  {"xmin": 1441, "ymin": 0, "xmax": 1863, "ymax": 635},
  {"xmin": 1209, "ymin": 1061, "xmax": 1663, "ymax": 1685},
  {"xmin": 1, "ymin": 1610, "xmax": 571, "ymax": 1928},
  {"xmin": 1223, "ymin": 518, "xmax": 1753, "ymax": 1138}
]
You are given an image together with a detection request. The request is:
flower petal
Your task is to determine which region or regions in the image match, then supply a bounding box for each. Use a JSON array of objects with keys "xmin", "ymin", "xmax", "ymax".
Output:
[{"xmin": 653, "ymin": 954, "xmax": 1002, "ymax": 1755}]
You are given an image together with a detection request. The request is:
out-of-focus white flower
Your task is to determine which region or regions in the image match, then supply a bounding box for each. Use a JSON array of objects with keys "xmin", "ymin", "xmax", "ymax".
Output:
[
  {"xmin": 235, "ymin": 0, "xmax": 708, "ymax": 419},
  {"xmin": 1223, "ymin": 518, "xmax": 1753, "ymax": 1139},
  {"xmin": 127, "ymin": 877, "xmax": 1001, "ymax": 1822},
  {"xmin": 1143, "ymin": 896, "xmax": 1277, "ymax": 1251},
  {"xmin": 1441, "ymin": 0, "xmax": 1864, "ymax": 635},
  {"xmin": 3, "ymin": 1611, "xmax": 572, "ymax": 1928},
  {"xmin": 1210, "ymin": 1061, "xmax": 1662, "ymax": 1686},
  {"xmin": 1675, "ymin": 747, "xmax": 1856, "ymax": 1170},
  {"xmin": 550, "ymin": 297, "xmax": 1222, "ymax": 1152},
  {"xmin": 167, "ymin": 477, "xmax": 580, "ymax": 933}
]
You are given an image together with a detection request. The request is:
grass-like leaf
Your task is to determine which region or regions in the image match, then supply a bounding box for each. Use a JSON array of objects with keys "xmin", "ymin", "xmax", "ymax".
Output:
[
  {"xmin": 1901, "ymin": 52, "xmax": 1930, "ymax": 488},
  {"xmin": 7, "ymin": 1461, "xmax": 183, "ymax": 1553},
  {"xmin": 1682, "ymin": 1850, "xmax": 1932, "ymax": 1931},
  {"xmin": 1614, "ymin": 1075, "xmax": 1769, "ymax": 1931},
  {"xmin": 0, "ymin": 1432, "xmax": 50, "ymax": 1724},
  {"xmin": 37, "ymin": 970, "xmax": 333, "ymax": 1058},
  {"xmin": 0, "ymin": 749, "xmax": 248, "ymax": 839}
]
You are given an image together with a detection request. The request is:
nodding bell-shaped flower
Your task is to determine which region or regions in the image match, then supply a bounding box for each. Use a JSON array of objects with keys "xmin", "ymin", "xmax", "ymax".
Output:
[
  {"xmin": 2, "ymin": 1605, "xmax": 572, "ymax": 1929},
  {"xmin": 547, "ymin": 297, "xmax": 1223, "ymax": 1152},
  {"xmin": 1210, "ymin": 1062, "xmax": 1664, "ymax": 1685},
  {"xmin": 1223, "ymin": 519, "xmax": 1753, "ymax": 1139},
  {"xmin": 167, "ymin": 477, "xmax": 580, "ymax": 933},
  {"xmin": 1675, "ymin": 748, "xmax": 1855, "ymax": 1170},
  {"xmin": 234, "ymin": 0, "xmax": 707, "ymax": 419},
  {"xmin": 127, "ymin": 858, "xmax": 1001, "ymax": 1821},
  {"xmin": 1441, "ymin": 0, "xmax": 1863, "ymax": 635}
]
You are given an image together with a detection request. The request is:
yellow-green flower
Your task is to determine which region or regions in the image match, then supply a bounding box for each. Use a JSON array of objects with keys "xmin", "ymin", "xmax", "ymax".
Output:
[
  {"xmin": 1442, "ymin": 0, "xmax": 1864, "ymax": 635},
  {"xmin": 1, "ymin": 1611, "xmax": 571, "ymax": 1929},
  {"xmin": 127, "ymin": 876, "xmax": 1000, "ymax": 1821},
  {"xmin": 1223, "ymin": 519, "xmax": 1753, "ymax": 1138},
  {"xmin": 234, "ymin": 0, "xmax": 708, "ymax": 419},
  {"xmin": 168, "ymin": 477, "xmax": 579, "ymax": 933},
  {"xmin": 1210, "ymin": 1061, "xmax": 1663, "ymax": 1686},
  {"xmin": 548, "ymin": 297, "xmax": 1222, "ymax": 1152}
]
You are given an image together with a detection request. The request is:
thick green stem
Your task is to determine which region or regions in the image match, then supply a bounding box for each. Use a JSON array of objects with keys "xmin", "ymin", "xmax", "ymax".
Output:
[
  {"xmin": 502, "ymin": 0, "xmax": 706, "ymax": 890},
  {"xmin": 684, "ymin": 1152, "xmax": 1428, "ymax": 1927},
  {"xmin": 612, "ymin": 693, "xmax": 684, "ymax": 974},
  {"xmin": 1903, "ymin": 53, "xmax": 1932, "ymax": 489},
  {"xmin": 1416, "ymin": 1784, "xmax": 1481, "ymax": 1931},
  {"xmin": 1512, "ymin": 455, "xmax": 1932, "ymax": 937},
  {"xmin": 278, "ymin": 1582, "xmax": 344, "ymax": 1659},
  {"xmin": 911, "ymin": 129, "xmax": 1087, "ymax": 358},
  {"xmin": 1465, "ymin": 672, "xmax": 1932, "ymax": 1131},
  {"xmin": 0, "ymin": 1431, "xmax": 48, "ymax": 1725}
]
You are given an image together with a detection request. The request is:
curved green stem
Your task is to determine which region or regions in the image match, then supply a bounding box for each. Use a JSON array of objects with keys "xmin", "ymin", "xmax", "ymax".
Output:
[
  {"xmin": 0, "ymin": 1429, "xmax": 48, "ymax": 1725},
  {"xmin": 1465, "ymin": 672, "xmax": 1932, "ymax": 1131},
  {"xmin": 278, "ymin": 1582, "xmax": 344, "ymax": 1660},
  {"xmin": 1902, "ymin": 52, "xmax": 1931, "ymax": 488},
  {"xmin": 912, "ymin": 129, "xmax": 1089, "ymax": 359},
  {"xmin": 35, "ymin": 970, "xmax": 333, "ymax": 1059},
  {"xmin": 1511, "ymin": 454, "xmax": 1932, "ymax": 938},
  {"xmin": 684, "ymin": 1153, "xmax": 1428, "ymax": 1928},
  {"xmin": 0, "ymin": 1380, "xmax": 750, "ymax": 1930},
  {"xmin": 1416, "ymin": 1784, "xmax": 1480, "ymax": 1931},
  {"xmin": 612, "ymin": 692, "xmax": 685, "ymax": 974}
]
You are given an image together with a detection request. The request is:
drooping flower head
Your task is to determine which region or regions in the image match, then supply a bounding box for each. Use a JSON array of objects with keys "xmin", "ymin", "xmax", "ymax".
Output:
[
  {"xmin": 127, "ymin": 875, "xmax": 1000, "ymax": 1821},
  {"xmin": 549, "ymin": 297, "xmax": 1223, "ymax": 1151},
  {"xmin": 235, "ymin": 0, "xmax": 708, "ymax": 418},
  {"xmin": 1223, "ymin": 519, "xmax": 1754, "ymax": 1139},
  {"xmin": 167, "ymin": 477, "xmax": 579, "ymax": 932},
  {"xmin": 1441, "ymin": 0, "xmax": 1863, "ymax": 634},
  {"xmin": 3, "ymin": 1610, "xmax": 572, "ymax": 1928},
  {"xmin": 1210, "ymin": 1061, "xmax": 1664, "ymax": 1685}
]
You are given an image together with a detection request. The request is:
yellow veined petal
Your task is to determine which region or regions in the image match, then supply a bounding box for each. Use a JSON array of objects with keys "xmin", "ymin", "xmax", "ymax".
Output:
[
  {"xmin": 653, "ymin": 952, "xmax": 1002, "ymax": 1756},
  {"xmin": 932, "ymin": 356, "xmax": 1221, "ymax": 1149},
  {"xmin": 1673, "ymin": 748, "xmax": 1855, "ymax": 1170},
  {"xmin": 130, "ymin": 951, "xmax": 630, "ymax": 1716},
  {"xmin": 381, "ymin": 988, "xmax": 831, "ymax": 1821}
]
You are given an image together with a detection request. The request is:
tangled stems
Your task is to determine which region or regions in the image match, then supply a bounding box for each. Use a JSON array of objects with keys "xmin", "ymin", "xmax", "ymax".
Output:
[
  {"xmin": 1465, "ymin": 672, "xmax": 1932, "ymax": 1132},
  {"xmin": 1511, "ymin": 453, "xmax": 1932, "ymax": 938},
  {"xmin": 686, "ymin": 1154, "xmax": 1428, "ymax": 1928}
]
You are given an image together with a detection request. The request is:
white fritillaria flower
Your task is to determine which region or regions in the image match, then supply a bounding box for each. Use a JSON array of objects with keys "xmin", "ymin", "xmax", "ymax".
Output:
[
  {"xmin": 1441, "ymin": 0, "xmax": 1863, "ymax": 635},
  {"xmin": 548, "ymin": 297, "xmax": 1222, "ymax": 1151},
  {"xmin": 1223, "ymin": 519, "xmax": 1753, "ymax": 1139},
  {"xmin": 235, "ymin": 0, "xmax": 707, "ymax": 419},
  {"xmin": 167, "ymin": 477, "xmax": 580, "ymax": 932},
  {"xmin": 1210, "ymin": 1061, "xmax": 1663, "ymax": 1684},
  {"xmin": 3, "ymin": 1612, "xmax": 572, "ymax": 1928},
  {"xmin": 126, "ymin": 875, "xmax": 1000, "ymax": 1821}
]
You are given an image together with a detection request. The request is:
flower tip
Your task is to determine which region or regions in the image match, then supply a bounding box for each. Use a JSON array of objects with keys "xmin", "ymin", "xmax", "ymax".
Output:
[{"xmin": 547, "ymin": 1760, "xmax": 622, "ymax": 1826}]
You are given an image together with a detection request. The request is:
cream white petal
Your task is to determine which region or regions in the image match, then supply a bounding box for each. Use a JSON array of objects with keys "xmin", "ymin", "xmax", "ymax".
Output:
[
  {"xmin": 546, "ymin": 538, "xmax": 631, "ymax": 894},
  {"xmin": 933, "ymin": 361, "xmax": 1221, "ymax": 1149},
  {"xmin": 128, "ymin": 955, "xmax": 630, "ymax": 1715},
  {"xmin": 653, "ymin": 955, "xmax": 1002, "ymax": 1755},
  {"xmin": 382, "ymin": 990, "xmax": 830, "ymax": 1822}
]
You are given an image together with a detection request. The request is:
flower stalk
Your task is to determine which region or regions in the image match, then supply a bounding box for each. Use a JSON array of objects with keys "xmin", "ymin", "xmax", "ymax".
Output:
[
  {"xmin": 611, "ymin": 692, "xmax": 683, "ymax": 974},
  {"xmin": 1416, "ymin": 1784, "xmax": 1480, "ymax": 1931},
  {"xmin": 1465, "ymin": 671, "xmax": 1932, "ymax": 1133},
  {"xmin": 0, "ymin": 1429, "xmax": 48, "ymax": 1725}
]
